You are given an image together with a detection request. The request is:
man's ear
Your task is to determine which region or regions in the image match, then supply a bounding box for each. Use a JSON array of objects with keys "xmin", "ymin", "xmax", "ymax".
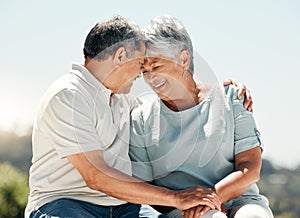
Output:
[
  {"xmin": 180, "ymin": 50, "xmax": 191, "ymax": 70},
  {"xmin": 112, "ymin": 47, "xmax": 126, "ymax": 65}
]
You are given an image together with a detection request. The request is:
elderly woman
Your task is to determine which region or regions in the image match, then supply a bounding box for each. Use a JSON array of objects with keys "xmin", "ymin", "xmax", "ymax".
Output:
[{"xmin": 129, "ymin": 15, "xmax": 273, "ymax": 218}]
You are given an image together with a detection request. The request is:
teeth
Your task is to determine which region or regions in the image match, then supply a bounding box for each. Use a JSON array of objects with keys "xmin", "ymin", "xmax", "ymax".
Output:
[{"xmin": 154, "ymin": 81, "xmax": 166, "ymax": 88}]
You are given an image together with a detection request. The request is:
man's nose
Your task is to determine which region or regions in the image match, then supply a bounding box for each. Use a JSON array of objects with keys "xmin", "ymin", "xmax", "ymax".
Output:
[{"xmin": 136, "ymin": 71, "xmax": 141, "ymax": 78}]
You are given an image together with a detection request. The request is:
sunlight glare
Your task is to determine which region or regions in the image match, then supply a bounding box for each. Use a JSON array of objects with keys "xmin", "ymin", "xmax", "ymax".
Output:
[{"xmin": 0, "ymin": 105, "xmax": 18, "ymax": 132}]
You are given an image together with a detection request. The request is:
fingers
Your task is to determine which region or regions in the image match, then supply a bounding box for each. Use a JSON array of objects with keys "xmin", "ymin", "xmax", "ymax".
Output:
[
  {"xmin": 195, "ymin": 197, "xmax": 216, "ymax": 210},
  {"xmin": 207, "ymin": 193, "xmax": 221, "ymax": 211},
  {"xmin": 178, "ymin": 186, "xmax": 224, "ymax": 217},
  {"xmin": 223, "ymin": 78, "xmax": 245, "ymax": 99},
  {"xmin": 193, "ymin": 188, "xmax": 220, "ymax": 210},
  {"xmin": 182, "ymin": 206, "xmax": 203, "ymax": 218},
  {"xmin": 223, "ymin": 78, "xmax": 233, "ymax": 86},
  {"xmin": 186, "ymin": 207, "xmax": 195, "ymax": 218},
  {"xmin": 237, "ymin": 84, "xmax": 247, "ymax": 99},
  {"xmin": 176, "ymin": 186, "xmax": 221, "ymax": 211},
  {"xmin": 243, "ymin": 89, "xmax": 253, "ymax": 112},
  {"xmin": 195, "ymin": 187, "xmax": 221, "ymax": 211},
  {"xmin": 195, "ymin": 205, "xmax": 205, "ymax": 217},
  {"xmin": 200, "ymin": 205, "xmax": 211, "ymax": 216},
  {"xmin": 223, "ymin": 78, "xmax": 246, "ymax": 99},
  {"xmin": 224, "ymin": 78, "xmax": 254, "ymax": 112},
  {"xmin": 221, "ymin": 204, "xmax": 228, "ymax": 215},
  {"xmin": 182, "ymin": 205, "xmax": 212, "ymax": 218}
]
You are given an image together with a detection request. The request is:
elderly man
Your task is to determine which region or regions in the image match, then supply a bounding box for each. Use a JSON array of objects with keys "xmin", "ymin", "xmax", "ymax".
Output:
[{"xmin": 25, "ymin": 16, "xmax": 228, "ymax": 218}]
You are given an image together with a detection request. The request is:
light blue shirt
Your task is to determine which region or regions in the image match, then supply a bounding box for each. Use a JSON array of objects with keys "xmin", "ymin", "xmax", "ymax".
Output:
[{"xmin": 129, "ymin": 84, "xmax": 263, "ymax": 198}]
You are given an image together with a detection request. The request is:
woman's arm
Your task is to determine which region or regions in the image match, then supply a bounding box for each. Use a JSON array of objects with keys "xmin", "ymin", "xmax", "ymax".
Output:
[{"xmin": 213, "ymin": 146, "xmax": 262, "ymax": 203}]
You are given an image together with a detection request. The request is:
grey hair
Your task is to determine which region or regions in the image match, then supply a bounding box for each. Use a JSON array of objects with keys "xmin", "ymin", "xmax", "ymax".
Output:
[
  {"xmin": 143, "ymin": 15, "xmax": 194, "ymax": 73},
  {"xmin": 83, "ymin": 15, "xmax": 143, "ymax": 61}
]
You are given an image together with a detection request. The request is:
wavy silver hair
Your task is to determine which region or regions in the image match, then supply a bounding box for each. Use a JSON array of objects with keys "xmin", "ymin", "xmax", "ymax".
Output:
[{"xmin": 143, "ymin": 15, "xmax": 194, "ymax": 73}]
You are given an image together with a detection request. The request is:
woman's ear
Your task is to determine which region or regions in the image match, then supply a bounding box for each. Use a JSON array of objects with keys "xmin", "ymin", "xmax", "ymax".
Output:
[
  {"xmin": 180, "ymin": 50, "xmax": 191, "ymax": 70},
  {"xmin": 112, "ymin": 47, "xmax": 126, "ymax": 65}
]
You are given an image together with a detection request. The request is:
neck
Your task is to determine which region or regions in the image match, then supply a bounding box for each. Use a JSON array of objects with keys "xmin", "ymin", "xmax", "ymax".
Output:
[
  {"xmin": 84, "ymin": 57, "xmax": 114, "ymax": 84},
  {"xmin": 162, "ymin": 80, "xmax": 205, "ymax": 111}
]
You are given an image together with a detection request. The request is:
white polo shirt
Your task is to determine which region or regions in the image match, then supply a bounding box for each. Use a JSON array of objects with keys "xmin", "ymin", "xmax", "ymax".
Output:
[{"xmin": 25, "ymin": 63, "xmax": 137, "ymax": 217}]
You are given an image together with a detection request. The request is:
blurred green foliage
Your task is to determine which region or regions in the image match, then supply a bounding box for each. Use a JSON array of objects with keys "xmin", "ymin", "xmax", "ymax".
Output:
[
  {"xmin": 0, "ymin": 131, "xmax": 32, "ymax": 172},
  {"xmin": 258, "ymin": 160, "xmax": 300, "ymax": 218},
  {"xmin": 0, "ymin": 163, "xmax": 29, "ymax": 218}
]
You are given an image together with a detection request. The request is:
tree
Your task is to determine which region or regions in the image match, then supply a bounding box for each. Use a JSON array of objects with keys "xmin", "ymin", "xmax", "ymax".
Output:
[{"xmin": 0, "ymin": 163, "xmax": 29, "ymax": 218}]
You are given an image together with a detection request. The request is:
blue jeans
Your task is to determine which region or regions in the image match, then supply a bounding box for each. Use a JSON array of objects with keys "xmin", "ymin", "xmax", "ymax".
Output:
[{"xmin": 30, "ymin": 198, "xmax": 141, "ymax": 218}]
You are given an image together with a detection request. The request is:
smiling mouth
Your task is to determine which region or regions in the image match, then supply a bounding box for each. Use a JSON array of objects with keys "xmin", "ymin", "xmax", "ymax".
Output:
[{"xmin": 153, "ymin": 80, "xmax": 166, "ymax": 89}]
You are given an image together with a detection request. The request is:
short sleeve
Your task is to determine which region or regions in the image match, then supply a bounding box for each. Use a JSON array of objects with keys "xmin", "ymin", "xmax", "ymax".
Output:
[
  {"xmin": 41, "ymin": 89, "xmax": 102, "ymax": 157},
  {"xmin": 230, "ymin": 88, "xmax": 263, "ymax": 155},
  {"xmin": 129, "ymin": 108, "xmax": 153, "ymax": 181}
]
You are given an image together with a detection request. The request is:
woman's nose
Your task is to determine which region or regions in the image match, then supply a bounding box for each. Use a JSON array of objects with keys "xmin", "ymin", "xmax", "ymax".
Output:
[
  {"xmin": 146, "ymin": 73, "xmax": 161, "ymax": 86},
  {"xmin": 144, "ymin": 71, "xmax": 155, "ymax": 81}
]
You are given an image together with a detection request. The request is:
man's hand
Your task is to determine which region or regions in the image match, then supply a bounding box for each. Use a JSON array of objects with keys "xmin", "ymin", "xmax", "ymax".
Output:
[
  {"xmin": 223, "ymin": 79, "xmax": 253, "ymax": 112},
  {"xmin": 180, "ymin": 187, "xmax": 222, "ymax": 218},
  {"xmin": 174, "ymin": 186, "xmax": 221, "ymax": 211}
]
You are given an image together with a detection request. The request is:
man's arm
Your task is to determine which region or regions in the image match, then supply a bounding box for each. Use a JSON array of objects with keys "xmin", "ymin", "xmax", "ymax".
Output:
[{"xmin": 67, "ymin": 150, "xmax": 219, "ymax": 211}]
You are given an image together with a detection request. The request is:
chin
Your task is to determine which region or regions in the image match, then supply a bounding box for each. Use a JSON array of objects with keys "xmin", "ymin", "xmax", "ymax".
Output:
[
  {"xmin": 157, "ymin": 93, "xmax": 168, "ymax": 100},
  {"xmin": 118, "ymin": 87, "xmax": 131, "ymax": 94}
]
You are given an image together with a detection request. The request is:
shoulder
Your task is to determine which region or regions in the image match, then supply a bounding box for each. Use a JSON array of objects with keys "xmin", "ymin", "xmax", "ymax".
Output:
[
  {"xmin": 223, "ymin": 85, "xmax": 254, "ymax": 120},
  {"xmin": 38, "ymin": 75, "xmax": 88, "ymax": 115},
  {"xmin": 44, "ymin": 73, "xmax": 82, "ymax": 98}
]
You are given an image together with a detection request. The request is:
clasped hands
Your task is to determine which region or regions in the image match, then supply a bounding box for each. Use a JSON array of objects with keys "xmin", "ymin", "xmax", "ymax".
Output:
[{"xmin": 174, "ymin": 186, "xmax": 225, "ymax": 218}]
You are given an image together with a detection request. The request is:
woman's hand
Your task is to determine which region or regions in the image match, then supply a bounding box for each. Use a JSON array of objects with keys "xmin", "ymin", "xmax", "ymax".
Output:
[
  {"xmin": 182, "ymin": 204, "xmax": 227, "ymax": 218},
  {"xmin": 182, "ymin": 205, "xmax": 210, "ymax": 218}
]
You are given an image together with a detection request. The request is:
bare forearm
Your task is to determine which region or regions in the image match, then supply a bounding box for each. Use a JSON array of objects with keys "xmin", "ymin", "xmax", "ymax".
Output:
[
  {"xmin": 68, "ymin": 151, "xmax": 217, "ymax": 211},
  {"xmin": 87, "ymin": 165, "xmax": 176, "ymax": 206},
  {"xmin": 87, "ymin": 165, "xmax": 219, "ymax": 211},
  {"xmin": 214, "ymin": 163, "xmax": 260, "ymax": 203},
  {"xmin": 214, "ymin": 147, "xmax": 262, "ymax": 203}
]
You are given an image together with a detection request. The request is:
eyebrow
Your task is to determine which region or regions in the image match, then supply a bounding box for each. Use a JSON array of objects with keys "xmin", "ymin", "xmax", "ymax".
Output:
[{"xmin": 144, "ymin": 57, "xmax": 163, "ymax": 65}]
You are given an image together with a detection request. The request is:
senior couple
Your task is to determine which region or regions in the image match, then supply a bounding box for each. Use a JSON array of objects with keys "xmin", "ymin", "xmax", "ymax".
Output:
[{"xmin": 26, "ymin": 15, "xmax": 273, "ymax": 218}]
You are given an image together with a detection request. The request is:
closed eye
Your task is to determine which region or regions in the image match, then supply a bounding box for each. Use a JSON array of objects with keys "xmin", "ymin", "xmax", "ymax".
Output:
[
  {"xmin": 142, "ymin": 71, "xmax": 149, "ymax": 76},
  {"xmin": 153, "ymin": 65, "xmax": 161, "ymax": 70}
]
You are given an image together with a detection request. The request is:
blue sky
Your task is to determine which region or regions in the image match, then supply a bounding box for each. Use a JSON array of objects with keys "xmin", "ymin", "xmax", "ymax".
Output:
[{"xmin": 0, "ymin": 0, "xmax": 299, "ymax": 168}]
